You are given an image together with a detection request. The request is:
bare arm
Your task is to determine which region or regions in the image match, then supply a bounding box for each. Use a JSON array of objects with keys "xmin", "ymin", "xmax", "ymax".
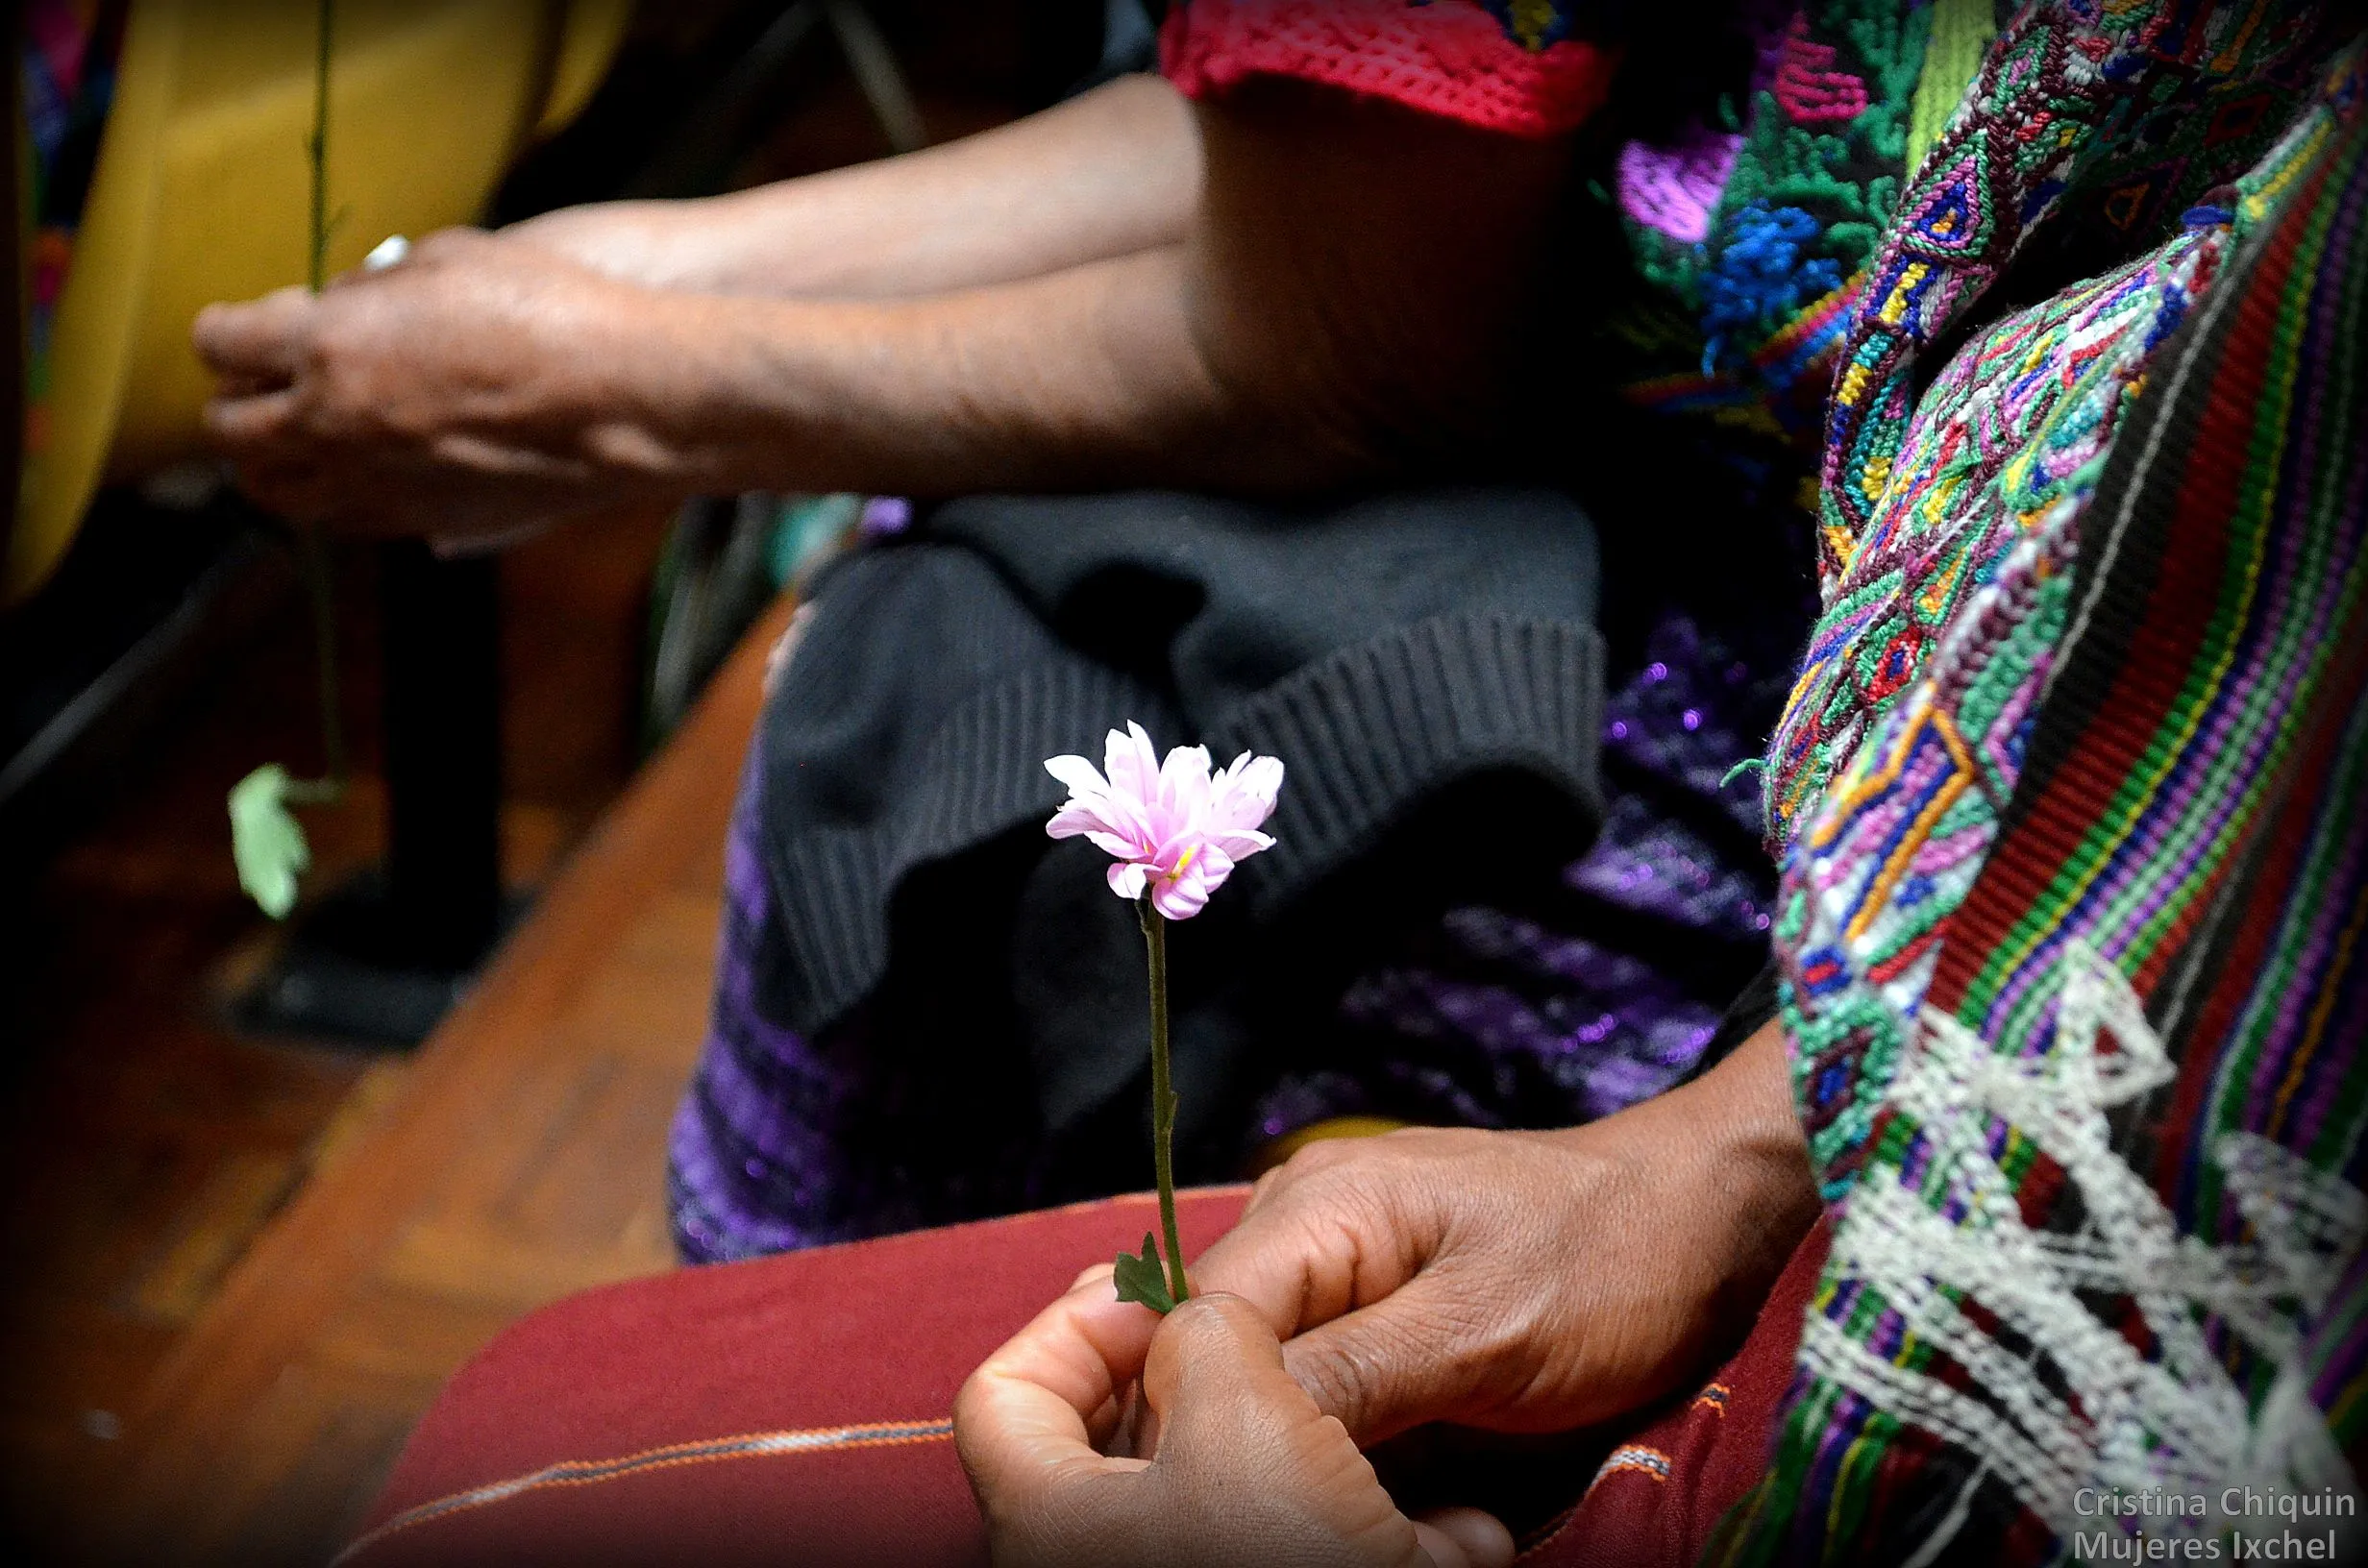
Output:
[
  {"xmin": 195, "ymin": 81, "xmax": 1574, "ymax": 537},
  {"xmin": 600, "ymin": 62, "xmax": 1578, "ymax": 499},
  {"xmin": 502, "ymin": 73, "xmax": 1203, "ymax": 299}
]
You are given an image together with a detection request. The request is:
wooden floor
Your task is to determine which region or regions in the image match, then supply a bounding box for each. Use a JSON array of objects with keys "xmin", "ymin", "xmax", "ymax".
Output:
[
  {"xmin": 81, "ymin": 597, "xmax": 783, "ymax": 1566},
  {"xmin": 0, "ymin": 23, "xmax": 1083, "ymax": 1560},
  {"xmin": 0, "ymin": 508, "xmax": 767, "ymax": 1566}
]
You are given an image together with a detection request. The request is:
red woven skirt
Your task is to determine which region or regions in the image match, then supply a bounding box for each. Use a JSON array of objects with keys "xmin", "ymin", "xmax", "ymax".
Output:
[{"xmin": 342, "ymin": 1189, "xmax": 1822, "ymax": 1567}]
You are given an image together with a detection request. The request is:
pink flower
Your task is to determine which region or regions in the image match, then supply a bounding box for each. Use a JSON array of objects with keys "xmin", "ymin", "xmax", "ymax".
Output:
[{"xmin": 1045, "ymin": 723, "xmax": 1283, "ymax": 920}]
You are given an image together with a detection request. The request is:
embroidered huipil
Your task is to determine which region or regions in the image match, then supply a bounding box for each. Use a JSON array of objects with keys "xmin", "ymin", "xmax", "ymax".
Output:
[{"xmin": 1716, "ymin": 6, "xmax": 2368, "ymax": 1561}]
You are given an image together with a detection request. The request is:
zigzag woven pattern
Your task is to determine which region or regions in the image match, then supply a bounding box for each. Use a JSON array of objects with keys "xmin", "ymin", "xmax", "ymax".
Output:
[
  {"xmin": 1774, "ymin": 0, "xmax": 2341, "ymax": 1212},
  {"xmin": 1723, "ymin": 22, "xmax": 2368, "ymax": 1562},
  {"xmin": 1771, "ymin": 0, "xmax": 2337, "ymax": 845}
]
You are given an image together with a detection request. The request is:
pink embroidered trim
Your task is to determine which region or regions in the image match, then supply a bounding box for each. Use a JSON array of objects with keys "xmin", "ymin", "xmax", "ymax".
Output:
[
  {"xmin": 1618, "ymin": 130, "xmax": 1744, "ymax": 242},
  {"xmin": 1773, "ymin": 13, "xmax": 1869, "ymax": 125},
  {"xmin": 1160, "ymin": 0, "xmax": 1616, "ymax": 139}
]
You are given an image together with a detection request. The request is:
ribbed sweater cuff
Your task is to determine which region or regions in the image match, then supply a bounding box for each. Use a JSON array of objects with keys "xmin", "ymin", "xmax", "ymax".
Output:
[
  {"xmin": 766, "ymin": 658, "xmax": 1170, "ymax": 1032},
  {"xmin": 1210, "ymin": 612, "xmax": 1606, "ymax": 919}
]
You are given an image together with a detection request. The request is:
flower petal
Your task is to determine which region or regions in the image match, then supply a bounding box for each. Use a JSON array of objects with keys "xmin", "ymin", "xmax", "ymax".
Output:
[
  {"xmin": 1157, "ymin": 743, "xmax": 1215, "ymax": 821},
  {"xmin": 1106, "ymin": 723, "xmax": 1161, "ymax": 805},
  {"xmin": 1080, "ymin": 828, "xmax": 1148, "ymax": 862},
  {"xmin": 1046, "ymin": 801, "xmax": 1108, "ymax": 841},
  {"xmin": 1106, "ymin": 861, "xmax": 1150, "ymax": 901},
  {"xmin": 1209, "ymin": 752, "xmax": 1284, "ymax": 832},
  {"xmin": 1150, "ymin": 842, "xmax": 1234, "ymax": 920},
  {"xmin": 1150, "ymin": 875, "xmax": 1208, "ymax": 920},
  {"xmin": 1044, "ymin": 754, "xmax": 1109, "ymax": 796},
  {"xmin": 1203, "ymin": 827, "xmax": 1275, "ymax": 861},
  {"xmin": 1048, "ymin": 796, "xmax": 1151, "ymax": 855}
]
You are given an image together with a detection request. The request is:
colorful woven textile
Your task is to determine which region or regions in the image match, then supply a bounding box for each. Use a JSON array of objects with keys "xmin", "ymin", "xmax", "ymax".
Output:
[
  {"xmin": 1616, "ymin": 0, "xmax": 1930, "ymax": 438},
  {"xmin": 1721, "ymin": 9, "xmax": 2368, "ymax": 1559},
  {"xmin": 1770, "ymin": 0, "xmax": 2345, "ymax": 1198}
]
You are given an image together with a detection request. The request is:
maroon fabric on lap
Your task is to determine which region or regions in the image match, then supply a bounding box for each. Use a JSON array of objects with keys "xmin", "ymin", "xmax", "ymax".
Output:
[
  {"xmin": 347, "ymin": 1192, "xmax": 1824, "ymax": 1568},
  {"xmin": 347, "ymin": 1190, "xmax": 1250, "ymax": 1568},
  {"xmin": 1519, "ymin": 1219, "xmax": 1827, "ymax": 1568}
]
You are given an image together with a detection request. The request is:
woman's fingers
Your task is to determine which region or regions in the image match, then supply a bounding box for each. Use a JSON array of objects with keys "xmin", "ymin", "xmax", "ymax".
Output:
[
  {"xmin": 1189, "ymin": 1139, "xmax": 1489, "ymax": 1441},
  {"xmin": 953, "ymin": 1267, "xmax": 1159, "ymax": 1518},
  {"xmin": 186, "ymin": 230, "xmax": 651, "ymax": 543},
  {"xmin": 192, "ymin": 287, "xmax": 316, "ymax": 380},
  {"xmin": 205, "ymin": 387, "xmax": 303, "ymax": 449},
  {"xmin": 1412, "ymin": 1509, "xmax": 1517, "ymax": 1568},
  {"xmin": 1271, "ymin": 1264, "xmax": 1522, "ymax": 1446},
  {"xmin": 1190, "ymin": 1145, "xmax": 1427, "ymax": 1339},
  {"xmin": 1138, "ymin": 1293, "xmax": 1298, "ymax": 1429},
  {"xmin": 959, "ymin": 1286, "xmax": 1495, "ymax": 1567},
  {"xmin": 1141, "ymin": 1294, "xmax": 1433, "ymax": 1567}
]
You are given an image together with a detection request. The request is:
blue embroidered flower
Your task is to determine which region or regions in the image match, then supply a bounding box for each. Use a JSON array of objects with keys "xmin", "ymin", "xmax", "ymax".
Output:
[
  {"xmin": 1414, "ymin": 0, "xmax": 1576, "ymax": 51},
  {"xmin": 2142, "ymin": 279, "xmax": 2193, "ymax": 353},
  {"xmin": 1479, "ymin": 0, "xmax": 1574, "ymax": 50},
  {"xmin": 1699, "ymin": 202, "xmax": 1844, "ymax": 375}
]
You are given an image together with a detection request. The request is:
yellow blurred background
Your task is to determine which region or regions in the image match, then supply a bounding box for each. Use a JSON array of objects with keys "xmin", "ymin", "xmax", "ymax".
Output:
[{"xmin": 12, "ymin": 0, "xmax": 631, "ymax": 602}]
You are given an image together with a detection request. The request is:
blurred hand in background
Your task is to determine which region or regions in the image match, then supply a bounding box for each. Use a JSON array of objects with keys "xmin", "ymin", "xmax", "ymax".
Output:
[{"xmin": 195, "ymin": 73, "xmax": 1572, "ymax": 541}]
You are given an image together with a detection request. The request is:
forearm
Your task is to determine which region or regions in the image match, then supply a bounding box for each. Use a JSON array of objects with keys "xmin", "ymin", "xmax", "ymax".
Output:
[
  {"xmin": 505, "ymin": 74, "xmax": 1201, "ymax": 299},
  {"xmin": 196, "ymin": 81, "xmax": 1573, "ymax": 533},
  {"xmin": 575, "ymin": 246, "xmax": 1375, "ymax": 498},
  {"xmin": 1562, "ymin": 1021, "xmax": 1817, "ymax": 1312},
  {"xmin": 560, "ymin": 87, "xmax": 1573, "ymax": 500}
]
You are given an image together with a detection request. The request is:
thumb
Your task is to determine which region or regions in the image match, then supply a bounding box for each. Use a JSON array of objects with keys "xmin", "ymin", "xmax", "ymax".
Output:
[
  {"xmin": 1141, "ymin": 1293, "xmax": 1317, "ymax": 1458},
  {"xmin": 1142, "ymin": 1295, "xmax": 1428, "ymax": 1566}
]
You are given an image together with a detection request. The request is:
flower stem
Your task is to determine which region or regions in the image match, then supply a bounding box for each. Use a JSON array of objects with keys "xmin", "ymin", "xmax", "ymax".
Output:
[
  {"xmin": 301, "ymin": 0, "xmax": 346, "ymax": 789},
  {"xmin": 309, "ymin": 0, "xmax": 333, "ymax": 295},
  {"xmin": 1138, "ymin": 895, "xmax": 1188, "ymax": 1306}
]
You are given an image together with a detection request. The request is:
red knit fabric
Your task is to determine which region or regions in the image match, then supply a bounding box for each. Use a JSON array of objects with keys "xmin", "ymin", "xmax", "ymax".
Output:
[{"xmin": 1160, "ymin": 0, "xmax": 1616, "ymax": 138}]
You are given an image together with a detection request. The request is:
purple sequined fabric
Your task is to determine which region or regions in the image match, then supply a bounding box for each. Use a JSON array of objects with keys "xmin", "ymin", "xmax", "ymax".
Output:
[
  {"xmin": 669, "ymin": 751, "xmax": 854, "ymax": 1261},
  {"xmin": 672, "ymin": 751, "xmax": 1050, "ymax": 1259},
  {"xmin": 1245, "ymin": 612, "xmax": 1784, "ymax": 1143}
]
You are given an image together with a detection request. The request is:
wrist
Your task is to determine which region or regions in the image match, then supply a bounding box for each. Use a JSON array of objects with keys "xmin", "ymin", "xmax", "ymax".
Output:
[
  {"xmin": 511, "ymin": 280, "xmax": 718, "ymax": 499},
  {"xmin": 1665, "ymin": 1022, "xmax": 1817, "ymax": 1321},
  {"xmin": 505, "ymin": 203, "xmax": 700, "ymax": 290},
  {"xmin": 1547, "ymin": 1022, "xmax": 1815, "ymax": 1335}
]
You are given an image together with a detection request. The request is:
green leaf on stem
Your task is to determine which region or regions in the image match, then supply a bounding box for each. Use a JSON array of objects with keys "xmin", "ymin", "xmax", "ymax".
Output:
[
  {"xmin": 229, "ymin": 764, "xmax": 312, "ymax": 919},
  {"xmin": 1113, "ymin": 1234, "xmax": 1176, "ymax": 1314}
]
